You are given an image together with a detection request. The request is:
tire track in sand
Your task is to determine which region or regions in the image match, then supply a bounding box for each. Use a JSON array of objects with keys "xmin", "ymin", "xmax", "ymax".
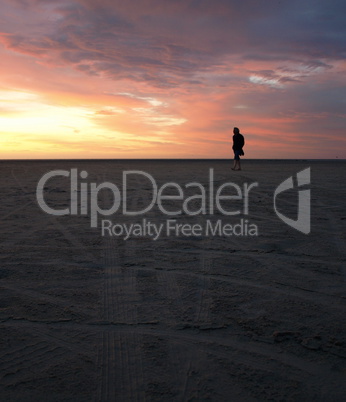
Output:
[
  {"xmin": 0, "ymin": 339, "xmax": 68, "ymax": 387},
  {"xmin": 96, "ymin": 168, "xmax": 145, "ymax": 402}
]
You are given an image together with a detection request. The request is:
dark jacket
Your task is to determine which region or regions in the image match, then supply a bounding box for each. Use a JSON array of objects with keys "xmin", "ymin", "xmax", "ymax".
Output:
[{"xmin": 232, "ymin": 133, "xmax": 244, "ymax": 151}]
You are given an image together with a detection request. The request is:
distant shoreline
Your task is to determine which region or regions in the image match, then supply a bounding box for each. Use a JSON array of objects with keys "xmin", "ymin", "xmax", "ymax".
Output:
[{"xmin": 0, "ymin": 158, "xmax": 345, "ymax": 162}]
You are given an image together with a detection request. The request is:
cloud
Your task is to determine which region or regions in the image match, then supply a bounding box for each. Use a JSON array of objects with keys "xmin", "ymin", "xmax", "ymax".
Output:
[
  {"xmin": 2, "ymin": 0, "xmax": 345, "ymax": 84},
  {"xmin": 0, "ymin": 0, "xmax": 345, "ymax": 158}
]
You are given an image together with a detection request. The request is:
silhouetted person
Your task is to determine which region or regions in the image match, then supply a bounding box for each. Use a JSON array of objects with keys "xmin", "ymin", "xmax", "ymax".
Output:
[{"xmin": 232, "ymin": 127, "xmax": 244, "ymax": 171}]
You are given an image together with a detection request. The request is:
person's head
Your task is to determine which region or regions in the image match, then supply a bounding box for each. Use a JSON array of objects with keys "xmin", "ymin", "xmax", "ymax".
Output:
[{"xmin": 233, "ymin": 127, "xmax": 239, "ymax": 135}]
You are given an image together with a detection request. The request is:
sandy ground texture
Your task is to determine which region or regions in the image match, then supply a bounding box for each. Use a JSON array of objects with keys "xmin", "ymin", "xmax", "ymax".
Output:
[{"xmin": 0, "ymin": 159, "xmax": 345, "ymax": 401}]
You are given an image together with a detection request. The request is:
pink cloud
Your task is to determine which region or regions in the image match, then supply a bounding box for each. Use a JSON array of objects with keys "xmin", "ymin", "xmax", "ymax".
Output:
[{"xmin": 0, "ymin": 0, "xmax": 345, "ymax": 158}]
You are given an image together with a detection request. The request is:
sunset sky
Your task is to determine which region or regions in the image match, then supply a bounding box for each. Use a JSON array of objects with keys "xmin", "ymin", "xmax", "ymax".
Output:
[{"xmin": 0, "ymin": 0, "xmax": 345, "ymax": 159}]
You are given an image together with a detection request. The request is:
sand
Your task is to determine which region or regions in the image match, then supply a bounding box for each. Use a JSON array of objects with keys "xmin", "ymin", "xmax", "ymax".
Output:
[{"xmin": 0, "ymin": 159, "xmax": 345, "ymax": 401}]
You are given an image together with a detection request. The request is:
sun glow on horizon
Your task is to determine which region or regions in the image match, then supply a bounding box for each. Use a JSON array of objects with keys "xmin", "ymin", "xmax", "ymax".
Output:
[{"xmin": 0, "ymin": 88, "xmax": 191, "ymax": 158}]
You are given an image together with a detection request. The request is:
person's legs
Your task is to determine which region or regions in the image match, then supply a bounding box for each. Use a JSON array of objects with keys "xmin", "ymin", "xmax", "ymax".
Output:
[
  {"xmin": 232, "ymin": 151, "xmax": 241, "ymax": 170},
  {"xmin": 232, "ymin": 152, "xmax": 237, "ymax": 169}
]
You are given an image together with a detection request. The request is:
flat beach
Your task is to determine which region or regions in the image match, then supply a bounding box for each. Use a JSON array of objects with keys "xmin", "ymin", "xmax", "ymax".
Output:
[{"xmin": 0, "ymin": 159, "xmax": 345, "ymax": 401}]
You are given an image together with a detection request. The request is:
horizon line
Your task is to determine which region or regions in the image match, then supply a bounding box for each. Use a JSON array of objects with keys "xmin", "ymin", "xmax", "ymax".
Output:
[{"xmin": 0, "ymin": 158, "xmax": 345, "ymax": 162}]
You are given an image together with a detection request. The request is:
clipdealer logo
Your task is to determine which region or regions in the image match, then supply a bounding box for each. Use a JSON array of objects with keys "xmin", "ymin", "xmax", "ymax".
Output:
[
  {"xmin": 36, "ymin": 167, "xmax": 311, "ymax": 239},
  {"xmin": 36, "ymin": 169, "xmax": 259, "ymax": 239},
  {"xmin": 273, "ymin": 168, "xmax": 311, "ymax": 234}
]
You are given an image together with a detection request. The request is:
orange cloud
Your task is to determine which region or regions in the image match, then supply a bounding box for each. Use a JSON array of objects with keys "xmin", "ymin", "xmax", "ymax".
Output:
[{"xmin": 0, "ymin": 0, "xmax": 345, "ymax": 159}]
